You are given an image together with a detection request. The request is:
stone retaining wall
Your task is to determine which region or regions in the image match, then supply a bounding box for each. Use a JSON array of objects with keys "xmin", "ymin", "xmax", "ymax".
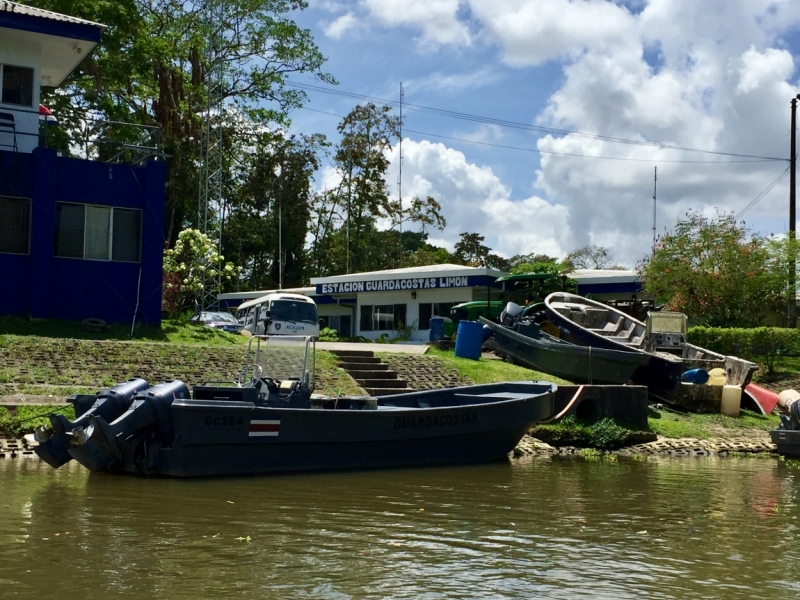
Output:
[
  {"xmin": 0, "ymin": 338, "xmax": 348, "ymax": 394},
  {"xmin": 512, "ymin": 434, "xmax": 777, "ymax": 458},
  {"xmin": 381, "ymin": 354, "xmax": 472, "ymax": 390}
]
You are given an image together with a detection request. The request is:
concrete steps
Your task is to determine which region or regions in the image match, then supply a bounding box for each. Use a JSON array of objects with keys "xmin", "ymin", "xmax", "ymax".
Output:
[{"xmin": 329, "ymin": 349, "xmax": 412, "ymax": 397}]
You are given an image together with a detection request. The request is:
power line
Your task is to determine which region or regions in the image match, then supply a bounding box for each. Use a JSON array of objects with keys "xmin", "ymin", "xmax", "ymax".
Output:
[
  {"xmin": 736, "ymin": 166, "xmax": 790, "ymax": 219},
  {"xmin": 298, "ymin": 106, "xmax": 780, "ymax": 164},
  {"xmin": 287, "ymin": 81, "xmax": 787, "ymax": 162}
]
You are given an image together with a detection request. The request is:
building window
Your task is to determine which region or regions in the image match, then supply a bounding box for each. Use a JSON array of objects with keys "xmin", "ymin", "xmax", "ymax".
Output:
[
  {"xmin": 0, "ymin": 196, "xmax": 31, "ymax": 254},
  {"xmin": 320, "ymin": 315, "xmax": 352, "ymax": 338},
  {"xmin": 418, "ymin": 303, "xmax": 455, "ymax": 329},
  {"xmin": 1, "ymin": 65, "xmax": 34, "ymax": 107},
  {"xmin": 360, "ymin": 304, "xmax": 407, "ymax": 331},
  {"xmin": 54, "ymin": 202, "xmax": 142, "ymax": 262}
]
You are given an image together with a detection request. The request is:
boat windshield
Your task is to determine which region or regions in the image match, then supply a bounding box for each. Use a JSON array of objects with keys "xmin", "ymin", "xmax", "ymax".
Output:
[
  {"xmin": 249, "ymin": 335, "xmax": 315, "ymax": 385},
  {"xmin": 269, "ymin": 300, "xmax": 318, "ymax": 324}
]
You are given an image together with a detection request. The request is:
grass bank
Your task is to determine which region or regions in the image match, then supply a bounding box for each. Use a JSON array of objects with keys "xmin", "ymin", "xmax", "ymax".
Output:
[
  {"xmin": 0, "ymin": 315, "xmax": 246, "ymax": 346},
  {"xmin": 425, "ymin": 347, "xmax": 571, "ymax": 385}
]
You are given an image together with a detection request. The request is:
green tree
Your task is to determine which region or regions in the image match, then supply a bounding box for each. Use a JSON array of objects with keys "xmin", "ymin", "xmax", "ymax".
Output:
[
  {"xmin": 27, "ymin": 0, "xmax": 333, "ymax": 242},
  {"xmin": 637, "ymin": 212, "xmax": 794, "ymax": 327},
  {"xmin": 564, "ymin": 245, "xmax": 622, "ymax": 269},
  {"xmin": 225, "ymin": 132, "xmax": 325, "ymax": 289},
  {"xmin": 334, "ymin": 103, "xmax": 400, "ymax": 272}
]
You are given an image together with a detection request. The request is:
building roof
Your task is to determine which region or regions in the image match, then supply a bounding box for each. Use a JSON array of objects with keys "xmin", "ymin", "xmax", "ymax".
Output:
[
  {"xmin": 311, "ymin": 263, "xmax": 507, "ymax": 285},
  {"xmin": 218, "ymin": 287, "xmax": 315, "ymax": 302},
  {"xmin": 0, "ymin": 1, "xmax": 105, "ymax": 28},
  {"xmin": 569, "ymin": 269, "xmax": 639, "ymax": 284},
  {"xmin": 0, "ymin": 1, "xmax": 106, "ymax": 86}
]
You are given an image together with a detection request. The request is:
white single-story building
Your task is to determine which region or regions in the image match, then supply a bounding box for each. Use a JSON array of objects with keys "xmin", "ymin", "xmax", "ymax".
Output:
[{"xmin": 216, "ymin": 266, "xmax": 646, "ymax": 341}]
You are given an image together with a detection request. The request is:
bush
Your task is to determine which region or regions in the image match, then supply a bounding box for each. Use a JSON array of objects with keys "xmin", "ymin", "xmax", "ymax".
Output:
[
  {"xmin": 318, "ymin": 327, "xmax": 339, "ymax": 342},
  {"xmin": 688, "ymin": 326, "xmax": 800, "ymax": 372},
  {"xmin": 530, "ymin": 416, "xmax": 644, "ymax": 450}
]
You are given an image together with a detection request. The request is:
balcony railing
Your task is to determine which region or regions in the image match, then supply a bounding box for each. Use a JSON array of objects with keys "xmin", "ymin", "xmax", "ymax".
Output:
[{"xmin": 0, "ymin": 106, "xmax": 165, "ymax": 165}]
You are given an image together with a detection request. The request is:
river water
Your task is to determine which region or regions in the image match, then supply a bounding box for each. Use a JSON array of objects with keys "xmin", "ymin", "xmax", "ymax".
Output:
[{"xmin": 0, "ymin": 457, "xmax": 798, "ymax": 599}]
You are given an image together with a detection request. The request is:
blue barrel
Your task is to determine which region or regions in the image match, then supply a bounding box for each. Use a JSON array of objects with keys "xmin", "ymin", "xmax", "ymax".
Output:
[
  {"xmin": 455, "ymin": 320, "xmax": 483, "ymax": 360},
  {"xmin": 680, "ymin": 368, "xmax": 709, "ymax": 384},
  {"xmin": 429, "ymin": 316, "xmax": 445, "ymax": 342}
]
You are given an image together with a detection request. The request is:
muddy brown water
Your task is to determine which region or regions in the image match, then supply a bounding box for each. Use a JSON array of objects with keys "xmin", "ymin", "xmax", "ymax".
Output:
[{"xmin": 0, "ymin": 457, "xmax": 798, "ymax": 599}]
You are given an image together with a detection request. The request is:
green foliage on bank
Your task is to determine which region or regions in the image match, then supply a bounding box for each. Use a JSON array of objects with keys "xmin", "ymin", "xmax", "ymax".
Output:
[
  {"xmin": 688, "ymin": 326, "xmax": 800, "ymax": 372},
  {"xmin": 0, "ymin": 405, "xmax": 76, "ymax": 439},
  {"xmin": 530, "ymin": 416, "xmax": 648, "ymax": 450}
]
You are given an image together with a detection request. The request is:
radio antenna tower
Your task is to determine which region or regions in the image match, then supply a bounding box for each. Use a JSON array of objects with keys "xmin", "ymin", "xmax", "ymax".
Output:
[{"xmin": 197, "ymin": 0, "xmax": 225, "ymax": 312}]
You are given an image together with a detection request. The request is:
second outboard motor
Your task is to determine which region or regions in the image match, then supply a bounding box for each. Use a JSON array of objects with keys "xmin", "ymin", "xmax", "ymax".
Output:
[
  {"xmin": 500, "ymin": 302, "xmax": 523, "ymax": 327},
  {"xmin": 34, "ymin": 379, "xmax": 150, "ymax": 468},
  {"xmin": 68, "ymin": 380, "xmax": 189, "ymax": 472}
]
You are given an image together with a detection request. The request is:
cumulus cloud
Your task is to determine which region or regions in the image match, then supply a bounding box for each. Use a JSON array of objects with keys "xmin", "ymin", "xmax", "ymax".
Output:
[
  {"xmin": 323, "ymin": 13, "xmax": 358, "ymax": 39},
  {"xmin": 361, "ymin": 0, "xmax": 471, "ymax": 46},
  {"xmin": 385, "ymin": 139, "xmax": 572, "ymax": 257},
  {"xmin": 311, "ymin": 0, "xmax": 800, "ymax": 266}
]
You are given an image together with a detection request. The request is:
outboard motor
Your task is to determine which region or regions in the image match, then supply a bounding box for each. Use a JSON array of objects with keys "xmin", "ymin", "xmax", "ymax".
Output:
[
  {"xmin": 68, "ymin": 380, "xmax": 189, "ymax": 472},
  {"xmin": 500, "ymin": 302, "xmax": 523, "ymax": 327},
  {"xmin": 34, "ymin": 379, "xmax": 150, "ymax": 468}
]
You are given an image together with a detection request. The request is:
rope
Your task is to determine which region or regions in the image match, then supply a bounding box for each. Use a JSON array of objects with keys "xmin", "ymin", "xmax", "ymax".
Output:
[{"xmin": 542, "ymin": 385, "xmax": 585, "ymax": 423}]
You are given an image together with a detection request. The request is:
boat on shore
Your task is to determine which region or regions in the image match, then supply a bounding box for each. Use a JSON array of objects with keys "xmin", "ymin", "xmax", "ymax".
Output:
[
  {"xmin": 537, "ymin": 293, "xmax": 757, "ymax": 412},
  {"xmin": 34, "ymin": 336, "xmax": 556, "ymax": 477},
  {"xmin": 481, "ymin": 317, "xmax": 651, "ymax": 385}
]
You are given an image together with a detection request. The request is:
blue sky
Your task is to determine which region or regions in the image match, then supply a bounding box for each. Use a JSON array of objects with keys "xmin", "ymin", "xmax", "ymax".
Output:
[{"xmin": 283, "ymin": 0, "xmax": 800, "ymax": 267}]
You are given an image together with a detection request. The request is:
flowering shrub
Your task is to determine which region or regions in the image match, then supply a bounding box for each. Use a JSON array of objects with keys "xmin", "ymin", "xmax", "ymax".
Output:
[{"xmin": 163, "ymin": 229, "xmax": 240, "ymax": 316}]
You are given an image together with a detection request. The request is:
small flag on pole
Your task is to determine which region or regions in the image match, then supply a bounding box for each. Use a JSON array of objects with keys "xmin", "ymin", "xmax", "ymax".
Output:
[{"xmin": 38, "ymin": 105, "xmax": 58, "ymax": 125}]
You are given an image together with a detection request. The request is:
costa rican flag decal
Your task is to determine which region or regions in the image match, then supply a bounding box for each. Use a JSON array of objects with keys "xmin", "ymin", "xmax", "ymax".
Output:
[{"xmin": 249, "ymin": 419, "xmax": 280, "ymax": 437}]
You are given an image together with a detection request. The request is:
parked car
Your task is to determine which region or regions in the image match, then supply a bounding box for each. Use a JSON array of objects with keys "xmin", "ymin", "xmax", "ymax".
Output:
[{"xmin": 191, "ymin": 311, "xmax": 244, "ymax": 334}]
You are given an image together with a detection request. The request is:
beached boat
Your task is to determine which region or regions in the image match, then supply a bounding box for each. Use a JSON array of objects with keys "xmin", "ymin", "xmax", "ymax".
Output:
[
  {"xmin": 481, "ymin": 317, "xmax": 651, "ymax": 385},
  {"xmin": 34, "ymin": 336, "xmax": 556, "ymax": 477},
  {"xmin": 541, "ymin": 293, "xmax": 757, "ymax": 412}
]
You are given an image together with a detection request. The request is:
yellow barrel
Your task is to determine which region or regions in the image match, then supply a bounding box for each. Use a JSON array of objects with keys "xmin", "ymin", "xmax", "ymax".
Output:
[
  {"xmin": 721, "ymin": 385, "xmax": 742, "ymax": 418},
  {"xmin": 707, "ymin": 368, "xmax": 726, "ymax": 386}
]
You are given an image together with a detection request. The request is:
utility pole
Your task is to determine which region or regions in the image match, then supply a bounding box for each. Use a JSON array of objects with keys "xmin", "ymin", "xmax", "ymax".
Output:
[
  {"xmin": 652, "ymin": 166, "xmax": 657, "ymax": 252},
  {"xmin": 790, "ymin": 96, "xmax": 799, "ymax": 327},
  {"xmin": 398, "ymin": 82, "xmax": 403, "ymax": 232}
]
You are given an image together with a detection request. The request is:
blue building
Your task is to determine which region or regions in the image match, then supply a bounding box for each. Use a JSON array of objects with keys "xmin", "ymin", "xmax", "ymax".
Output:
[{"xmin": 0, "ymin": 2, "xmax": 166, "ymax": 325}]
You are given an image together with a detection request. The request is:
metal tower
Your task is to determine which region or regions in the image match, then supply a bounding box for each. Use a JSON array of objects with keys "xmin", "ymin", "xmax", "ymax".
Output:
[{"xmin": 197, "ymin": 0, "xmax": 225, "ymax": 312}]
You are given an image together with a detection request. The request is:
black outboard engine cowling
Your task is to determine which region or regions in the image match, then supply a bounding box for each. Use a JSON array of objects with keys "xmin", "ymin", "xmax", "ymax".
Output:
[
  {"xmin": 33, "ymin": 378, "xmax": 150, "ymax": 468},
  {"xmin": 68, "ymin": 380, "xmax": 189, "ymax": 472}
]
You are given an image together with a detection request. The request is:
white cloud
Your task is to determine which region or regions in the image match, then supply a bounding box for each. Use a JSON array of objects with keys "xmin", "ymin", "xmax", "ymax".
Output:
[
  {"xmin": 386, "ymin": 139, "xmax": 572, "ymax": 257},
  {"xmin": 468, "ymin": 0, "xmax": 637, "ymax": 66},
  {"xmin": 361, "ymin": 0, "xmax": 471, "ymax": 46},
  {"xmin": 307, "ymin": 0, "xmax": 800, "ymax": 266},
  {"xmin": 323, "ymin": 13, "xmax": 358, "ymax": 39}
]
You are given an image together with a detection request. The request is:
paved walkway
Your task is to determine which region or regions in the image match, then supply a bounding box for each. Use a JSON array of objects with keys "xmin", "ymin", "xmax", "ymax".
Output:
[{"xmin": 316, "ymin": 341, "xmax": 429, "ymax": 355}]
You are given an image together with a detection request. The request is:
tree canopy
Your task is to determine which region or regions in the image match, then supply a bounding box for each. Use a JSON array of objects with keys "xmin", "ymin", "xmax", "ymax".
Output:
[{"xmin": 637, "ymin": 212, "xmax": 794, "ymax": 327}]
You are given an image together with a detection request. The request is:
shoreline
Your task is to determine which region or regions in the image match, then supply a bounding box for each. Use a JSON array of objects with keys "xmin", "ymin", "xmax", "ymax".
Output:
[{"xmin": 2, "ymin": 433, "xmax": 778, "ymax": 463}]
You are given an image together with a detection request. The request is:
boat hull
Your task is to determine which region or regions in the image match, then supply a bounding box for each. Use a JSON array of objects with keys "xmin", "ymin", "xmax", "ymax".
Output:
[
  {"xmin": 481, "ymin": 318, "xmax": 650, "ymax": 385},
  {"xmin": 110, "ymin": 383, "xmax": 556, "ymax": 477}
]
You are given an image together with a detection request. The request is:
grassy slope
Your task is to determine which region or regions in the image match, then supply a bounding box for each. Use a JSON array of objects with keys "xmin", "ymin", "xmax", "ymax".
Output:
[
  {"xmin": 425, "ymin": 347, "xmax": 571, "ymax": 385},
  {"xmin": 0, "ymin": 315, "xmax": 247, "ymax": 346}
]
